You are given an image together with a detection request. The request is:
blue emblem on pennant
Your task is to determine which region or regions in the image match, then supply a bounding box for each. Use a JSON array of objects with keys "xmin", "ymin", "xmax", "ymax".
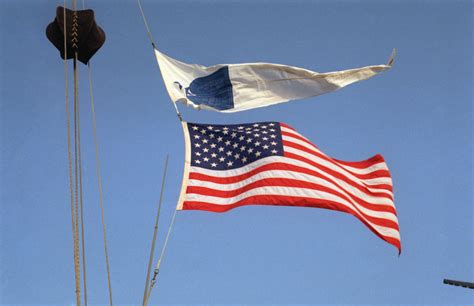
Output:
[{"xmin": 183, "ymin": 66, "xmax": 234, "ymax": 110}]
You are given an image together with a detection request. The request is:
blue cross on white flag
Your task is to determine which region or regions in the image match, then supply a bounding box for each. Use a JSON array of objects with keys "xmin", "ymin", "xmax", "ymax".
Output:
[{"xmin": 155, "ymin": 48, "xmax": 395, "ymax": 113}]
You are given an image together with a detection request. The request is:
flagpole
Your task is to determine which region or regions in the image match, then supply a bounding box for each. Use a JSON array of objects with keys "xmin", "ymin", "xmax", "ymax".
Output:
[
  {"xmin": 141, "ymin": 155, "xmax": 169, "ymax": 306},
  {"xmin": 142, "ymin": 206, "xmax": 178, "ymax": 306}
]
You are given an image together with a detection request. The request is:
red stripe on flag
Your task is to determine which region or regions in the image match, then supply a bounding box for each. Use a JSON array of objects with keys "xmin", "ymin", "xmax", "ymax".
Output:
[
  {"xmin": 279, "ymin": 122, "xmax": 296, "ymax": 131},
  {"xmin": 283, "ymin": 153, "xmax": 394, "ymax": 196},
  {"xmin": 284, "ymin": 140, "xmax": 391, "ymax": 180},
  {"xmin": 282, "ymin": 131, "xmax": 387, "ymax": 169},
  {"xmin": 190, "ymin": 161, "xmax": 393, "ymax": 201},
  {"xmin": 182, "ymin": 195, "xmax": 401, "ymax": 252},
  {"xmin": 189, "ymin": 162, "xmax": 392, "ymax": 204},
  {"xmin": 187, "ymin": 176, "xmax": 397, "ymax": 216}
]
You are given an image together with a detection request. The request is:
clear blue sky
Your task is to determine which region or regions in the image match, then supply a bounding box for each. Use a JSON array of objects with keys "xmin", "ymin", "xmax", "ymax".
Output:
[{"xmin": 1, "ymin": 0, "xmax": 472, "ymax": 305}]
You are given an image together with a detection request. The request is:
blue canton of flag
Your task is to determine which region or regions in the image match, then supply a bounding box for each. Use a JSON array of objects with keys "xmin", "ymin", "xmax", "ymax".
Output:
[{"xmin": 188, "ymin": 122, "xmax": 284, "ymax": 170}]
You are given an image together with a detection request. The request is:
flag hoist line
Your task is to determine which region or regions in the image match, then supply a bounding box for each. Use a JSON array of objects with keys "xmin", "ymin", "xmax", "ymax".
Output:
[
  {"xmin": 136, "ymin": 0, "xmax": 183, "ymax": 123},
  {"xmin": 136, "ymin": 1, "xmax": 181, "ymax": 304},
  {"xmin": 62, "ymin": 0, "xmax": 113, "ymax": 305}
]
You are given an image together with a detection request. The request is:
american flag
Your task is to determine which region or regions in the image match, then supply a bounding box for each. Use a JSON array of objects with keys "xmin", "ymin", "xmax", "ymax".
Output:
[{"xmin": 177, "ymin": 121, "xmax": 401, "ymax": 252}]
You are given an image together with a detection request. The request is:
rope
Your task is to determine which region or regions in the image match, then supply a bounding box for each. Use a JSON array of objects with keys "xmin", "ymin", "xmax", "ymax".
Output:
[
  {"xmin": 141, "ymin": 155, "xmax": 169, "ymax": 306},
  {"xmin": 73, "ymin": 53, "xmax": 82, "ymax": 305},
  {"xmin": 76, "ymin": 67, "xmax": 88, "ymax": 306},
  {"xmin": 76, "ymin": 4, "xmax": 89, "ymax": 303},
  {"xmin": 72, "ymin": 8, "xmax": 82, "ymax": 303},
  {"xmin": 88, "ymin": 62, "xmax": 114, "ymax": 306},
  {"xmin": 144, "ymin": 208, "xmax": 178, "ymax": 305},
  {"xmin": 72, "ymin": 1, "xmax": 82, "ymax": 301},
  {"xmin": 80, "ymin": 3, "xmax": 89, "ymax": 304},
  {"xmin": 71, "ymin": 11, "xmax": 82, "ymax": 306},
  {"xmin": 171, "ymin": 101, "xmax": 183, "ymax": 122},
  {"xmin": 79, "ymin": 0, "xmax": 114, "ymax": 301},
  {"xmin": 63, "ymin": 2, "xmax": 82, "ymax": 305},
  {"xmin": 136, "ymin": 0, "xmax": 156, "ymax": 49},
  {"xmin": 135, "ymin": 0, "xmax": 183, "ymax": 122}
]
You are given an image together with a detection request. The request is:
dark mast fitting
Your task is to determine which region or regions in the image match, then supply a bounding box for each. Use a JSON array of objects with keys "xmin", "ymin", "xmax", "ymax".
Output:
[{"xmin": 46, "ymin": 6, "xmax": 106, "ymax": 64}]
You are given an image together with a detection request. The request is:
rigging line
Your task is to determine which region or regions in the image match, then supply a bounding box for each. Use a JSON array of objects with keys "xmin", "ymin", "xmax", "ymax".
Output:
[
  {"xmin": 77, "ymin": 66, "xmax": 88, "ymax": 306},
  {"xmin": 135, "ymin": 0, "xmax": 184, "ymax": 122},
  {"xmin": 63, "ymin": 2, "xmax": 81, "ymax": 305},
  {"xmin": 73, "ymin": 52, "xmax": 82, "ymax": 305},
  {"xmin": 88, "ymin": 62, "xmax": 114, "ymax": 306},
  {"xmin": 171, "ymin": 100, "xmax": 183, "ymax": 122},
  {"xmin": 72, "ymin": 7, "xmax": 82, "ymax": 298},
  {"xmin": 141, "ymin": 155, "xmax": 169, "ymax": 306},
  {"xmin": 72, "ymin": 3, "xmax": 88, "ymax": 304},
  {"xmin": 144, "ymin": 208, "xmax": 178, "ymax": 306},
  {"xmin": 76, "ymin": 2, "xmax": 94, "ymax": 305},
  {"xmin": 136, "ymin": 0, "xmax": 156, "ymax": 48},
  {"xmin": 76, "ymin": 3, "xmax": 88, "ymax": 305}
]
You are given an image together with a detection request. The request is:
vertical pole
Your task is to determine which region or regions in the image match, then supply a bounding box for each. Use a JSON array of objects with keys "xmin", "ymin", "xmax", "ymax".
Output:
[
  {"xmin": 141, "ymin": 155, "xmax": 169, "ymax": 306},
  {"xmin": 145, "ymin": 207, "xmax": 178, "ymax": 305}
]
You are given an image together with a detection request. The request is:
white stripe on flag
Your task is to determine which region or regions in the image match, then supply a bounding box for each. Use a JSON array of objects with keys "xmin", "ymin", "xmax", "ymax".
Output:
[
  {"xmin": 185, "ymin": 186, "xmax": 400, "ymax": 240},
  {"xmin": 188, "ymin": 168, "xmax": 394, "ymax": 207}
]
